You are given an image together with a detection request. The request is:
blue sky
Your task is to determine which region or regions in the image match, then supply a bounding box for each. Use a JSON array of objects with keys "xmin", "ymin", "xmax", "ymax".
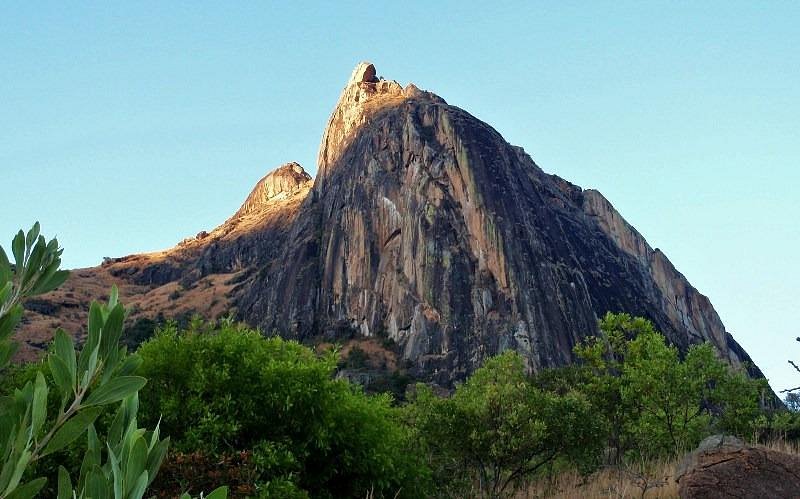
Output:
[{"xmin": 1, "ymin": 2, "xmax": 798, "ymax": 392}]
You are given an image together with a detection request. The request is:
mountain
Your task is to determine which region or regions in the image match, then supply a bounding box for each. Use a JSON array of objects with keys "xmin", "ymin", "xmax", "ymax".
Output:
[{"xmin": 15, "ymin": 62, "xmax": 763, "ymax": 385}]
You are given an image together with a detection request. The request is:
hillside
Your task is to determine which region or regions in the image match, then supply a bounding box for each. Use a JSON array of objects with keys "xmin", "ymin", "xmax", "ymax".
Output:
[{"xmin": 15, "ymin": 62, "xmax": 764, "ymax": 385}]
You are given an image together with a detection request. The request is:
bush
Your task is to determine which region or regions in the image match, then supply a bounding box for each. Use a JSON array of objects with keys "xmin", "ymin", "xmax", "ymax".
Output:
[
  {"xmin": 406, "ymin": 352, "xmax": 604, "ymax": 498},
  {"xmin": 136, "ymin": 322, "xmax": 430, "ymax": 498},
  {"xmin": 0, "ymin": 224, "xmax": 189, "ymax": 499},
  {"xmin": 571, "ymin": 312, "xmax": 766, "ymax": 461}
]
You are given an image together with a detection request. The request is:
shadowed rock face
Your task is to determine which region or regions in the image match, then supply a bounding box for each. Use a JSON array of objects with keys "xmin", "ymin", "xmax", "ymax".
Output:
[
  {"xmin": 232, "ymin": 62, "xmax": 762, "ymax": 383},
  {"xmin": 16, "ymin": 62, "xmax": 764, "ymax": 386}
]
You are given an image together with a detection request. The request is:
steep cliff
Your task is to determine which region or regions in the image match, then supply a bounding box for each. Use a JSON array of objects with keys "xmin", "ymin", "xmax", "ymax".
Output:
[{"xmin": 15, "ymin": 62, "xmax": 763, "ymax": 385}]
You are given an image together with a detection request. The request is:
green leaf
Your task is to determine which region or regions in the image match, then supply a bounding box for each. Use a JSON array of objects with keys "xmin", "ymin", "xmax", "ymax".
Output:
[
  {"xmin": 48, "ymin": 354, "xmax": 74, "ymax": 402},
  {"xmin": 22, "ymin": 238, "xmax": 46, "ymax": 286},
  {"xmin": 205, "ymin": 486, "xmax": 229, "ymax": 499},
  {"xmin": 41, "ymin": 407, "xmax": 104, "ymax": 457},
  {"xmin": 57, "ymin": 466, "xmax": 72, "ymax": 499},
  {"xmin": 78, "ymin": 302, "xmax": 104, "ymax": 374},
  {"xmin": 4, "ymin": 477, "xmax": 46, "ymax": 499},
  {"xmin": 78, "ymin": 424, "xmax": 100, "ymax": 493},
  {"xmin": 84, "ymin": 341, "xmax": 101, "ymax": 390},
  {"xmin": 124, "ymin": 437, "xmax": 147, "ymax": 496},
  {"xmin": 0, "ymin": 305, "xmax": 23, "ymax": 341},
  {"xmin": 53, "ymin": 329, "xmax": 77, "ymax": 383},
  {"xmin": 107, "ymin": 404, "xmax": 126, "ymax": 449},
  {"xmin": 31, "ymin": 372, "xmax": 48, "ymax": 439},
  {"xmin": 32, "ymin": 258, "xmax": 59, "ymax": 291},
  {"xmin": 100, "ymin": 347, "xmax": 122, "ymax": 385},
  {"xmin": 0, "ymin": 246, "xmax": 11, "ymax": 285},
  {"xmin": 145, "ymin": 437, "xmax": 169, "ymax": 487},
  {"xmin": 108, "ymin": 285, "xmax": 119, "ymax": 309},
  {"xmin": 126, "ymin": 471, "xmax": 148, "ymax": 499},
  {"xmin": 84, "ymin": 377, "xmax": 147, "ymax": 407},
  {"xmin": 33, "ymin": 270, "xmax": 69, "ymax": 295},
  {"xmin": 12, "ymin": 230, "xmax": 25, "ymax": 269},
  {"xmin": 0, "ymin": 449, "xmax": 17, "ymax": 495},
  {"xmin": 107, "ymin": 444, "xmax": 122, "ymax": 499},
  {"xmin": 0, "ymin": 341, "xmax": 19, "ymax": 370},
  {"xmin": 148, "ymin": 418, "xmax": 161, "ymax": 452},
  {"xmin": 85, "ymin": 465, "xmax": 107, "ymax": 499},
  {"xmin": 117, "ymin": 354, "xmax": 142, "ymax": 377},
  {"xmin": 0, "ymin": 281, "xmax": 12, "ymax": 304},
  {"xmin": 1, "ymin": 448, "xmax": 32, "ymax": 498},
  {"xmin": 100, "ymin": 303, "xmax": 125, "ymax": 360},
  {"xmin": 86, "ymin": 424, "xmax": 100, "ymax": 462},
  {"xmin": 25, "ymin": 223, "xmax": 40, "ymax": 250}
]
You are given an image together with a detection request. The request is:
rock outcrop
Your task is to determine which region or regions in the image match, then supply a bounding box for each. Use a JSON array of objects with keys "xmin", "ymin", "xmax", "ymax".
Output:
[
  {"xmin": 676, "ymin": 435, "xmax": 800, "ymax": 498},
  {"xmin": 14, "ymin": 62, "xmax": 765, "ymax": 386},
  {"xmin": 235, "ymin": 162, "xmax": 312, "ymax": 218}
]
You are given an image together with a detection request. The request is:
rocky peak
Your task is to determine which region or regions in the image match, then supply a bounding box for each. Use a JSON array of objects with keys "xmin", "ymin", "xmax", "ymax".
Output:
[
  {"xmin": 235, "ymin": 162, "xmax": 312, "ymax": 218},
  {"xmin": 349, "ymin": 61, "xmax": 378, "ymax": 85},
  {"xmin": 316, "ymin": 62, "xmax": 444, "ymax": 190},
  {"xmin": 15, "ymin": 61, "xmax": 767, "ymax": 392}
]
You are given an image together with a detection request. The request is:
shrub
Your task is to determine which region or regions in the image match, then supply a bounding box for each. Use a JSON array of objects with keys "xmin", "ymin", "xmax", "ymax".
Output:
[
  {"xmin": 406, "ymin": 352, "xmax": 604, "ymax": 498},
  {"xmin": 136, "ymin": 322, "xmax": 430, "ymax": 498},
  {"xmin": 0, "ymin": 224, "xmax": 178, "ymax": 499},
  {"xmin": 573, "ymin": 312, "xmax": 766, "ymax": 461}
]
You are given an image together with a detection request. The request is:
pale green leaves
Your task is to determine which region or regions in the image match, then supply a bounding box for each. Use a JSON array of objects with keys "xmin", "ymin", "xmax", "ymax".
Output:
[
  {"xmin": 0, "ymin": 225, "xmax": 172, "ymax": 499},
  {"xmin": 179, "ymin": 486, "xmax": 229, "ymax": 499},
  {"xmin": 0, "ymin": 223, "xmax": 70, "ymax": 370},
  {"xmin": 84, "ymin": 377, "xmax": 147, "ymax": 407},
  {"xmin": 3, "ymin": 477, "xmax": 46, "ymax": 499},
  {"xmin": 59, "ymin": 394, "xmax": 172, "ymax": 499},
  {"xmin": 30, "ymin": 373, "xmax": 48, "ymax": 440},
  {"xmin": 41, "ymin": 407, "xmax": 104, "ymax": 458}
]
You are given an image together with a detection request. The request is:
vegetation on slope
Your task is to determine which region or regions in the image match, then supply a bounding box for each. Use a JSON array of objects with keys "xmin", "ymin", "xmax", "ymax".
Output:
[{"xmin": 0, "ymin": 225, "xmax": 789, "ymax": 498}]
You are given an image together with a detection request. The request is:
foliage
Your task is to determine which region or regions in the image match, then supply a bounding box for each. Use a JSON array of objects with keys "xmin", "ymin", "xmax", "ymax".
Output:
[
  {"xmin": 406, "ymin": 352, "xmax": 604, "ymax": 498},
  {"xmin": 136, "ymin": 321, "xmax": 430, "ymax": 498},
  {"xmin": 0, "ymin": 224, "xmax": 224, "ymax": 499},
  {"xmin": 571, "ymin": 312, "xmax": 765, "ymax": 461},
  {"xmin": 0, "ymin": 223, "xmax": 69, "ymax": 370}
]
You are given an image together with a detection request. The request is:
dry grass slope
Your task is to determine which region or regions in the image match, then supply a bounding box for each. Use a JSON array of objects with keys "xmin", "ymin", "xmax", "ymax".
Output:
[{"xmin": 519, "ymin": 439, "xmax": 800, "ymax": 498}]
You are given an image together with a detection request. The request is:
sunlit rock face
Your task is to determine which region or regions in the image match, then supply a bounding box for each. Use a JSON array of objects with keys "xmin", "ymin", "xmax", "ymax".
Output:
[
  {"xmin": 235, "ymin": 162, "xmax": 312, "ymax": 217},
  {"xmin": 235, "ymin": 63, "xmax": 760, "ymax": 384},
  {"xmin": 19, "ymin": 62, "xmax": 763, "ymax": 386}
]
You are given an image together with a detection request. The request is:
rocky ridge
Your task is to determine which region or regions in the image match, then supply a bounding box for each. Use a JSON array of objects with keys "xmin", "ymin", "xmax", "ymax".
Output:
[{"xmin": 14, "ymin": 62, "xmax": 764, "ymax": 386}]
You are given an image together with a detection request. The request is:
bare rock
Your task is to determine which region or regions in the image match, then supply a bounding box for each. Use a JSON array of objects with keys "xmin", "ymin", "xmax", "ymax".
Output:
[
  {"xmin": 349, "ymin": 61, "xmax": 377, "ymax": 84},
  {"xmin": 235, "ymin": 162, "xmax": 312, "ymax": 217},
  {"xmin": 15, "ymin": 61, "xmax": 769, "ymax": 387},
  {"xmin": 677, "ymin": 435, "xmax": 800, "ymax": 498}
]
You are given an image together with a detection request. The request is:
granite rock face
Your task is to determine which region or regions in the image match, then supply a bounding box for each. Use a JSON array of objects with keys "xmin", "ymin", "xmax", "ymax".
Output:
[
  {"xmin": 232, "ymin": 62, "xmax": 761, "ymax": 383},
  {"xmin": 235, "ymin": 162, "xmax": 312, "ymax": 217},
  {"xmin": 16, "ymin": 62, "xmax": 764, "ymax": 385}
]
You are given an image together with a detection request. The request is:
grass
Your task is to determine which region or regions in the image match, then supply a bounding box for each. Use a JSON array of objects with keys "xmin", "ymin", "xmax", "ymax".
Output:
[
  {"xmin": 518, "ymin": 459, "xmax": 679, "ymax": 499},
  {"xmin": 515, "ymin": 438, "xmax": 800, "ymax": 498}
]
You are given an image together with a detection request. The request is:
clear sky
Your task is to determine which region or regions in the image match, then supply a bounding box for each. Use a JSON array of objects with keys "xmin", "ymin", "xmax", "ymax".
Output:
[{"xmin": 1, "ymin": 2, "xmax": 798, "ymax": 392}]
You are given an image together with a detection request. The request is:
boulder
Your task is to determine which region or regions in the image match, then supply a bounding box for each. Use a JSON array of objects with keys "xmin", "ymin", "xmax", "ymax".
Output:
[{"xmin": 677, "ymin": 434, "xmax": 800, "ymax": 498}]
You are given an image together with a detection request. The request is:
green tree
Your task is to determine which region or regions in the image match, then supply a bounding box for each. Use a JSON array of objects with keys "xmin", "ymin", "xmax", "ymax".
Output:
[
  {"xmin": 407, "ymin": 352, "xmax": 603, "ymax": 498},
  {"xmin": 136, "ymin": 322, "xmax": 429, "ymax": 498},
  {"xmin": 574, "ymin": 312, "xmax": 764, "ymax": 460}
]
